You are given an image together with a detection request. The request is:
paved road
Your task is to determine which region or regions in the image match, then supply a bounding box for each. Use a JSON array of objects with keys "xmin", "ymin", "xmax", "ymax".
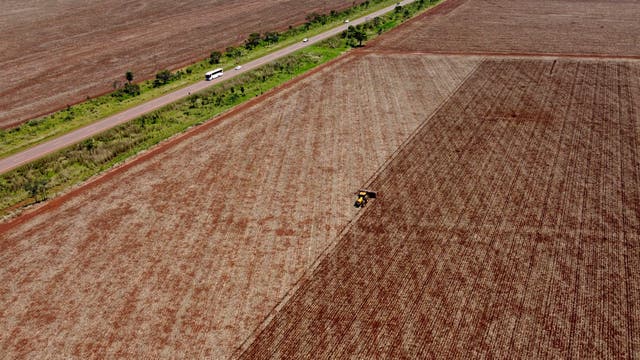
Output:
[{"xmin": 0, "ymin": 0, "xmax": 417, "ymax": 175}]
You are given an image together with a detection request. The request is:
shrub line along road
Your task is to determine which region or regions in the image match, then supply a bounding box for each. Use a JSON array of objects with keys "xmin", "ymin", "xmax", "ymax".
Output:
[{"xmin": 0, "ymin": 0, "xmax": 419, "ymax": 175}]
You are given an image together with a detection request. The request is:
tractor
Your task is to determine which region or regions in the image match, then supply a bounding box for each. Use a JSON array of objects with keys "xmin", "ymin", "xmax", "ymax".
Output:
[{"xmin": 354, "ymin": 189, "xmax": 377, "ymax": 208}]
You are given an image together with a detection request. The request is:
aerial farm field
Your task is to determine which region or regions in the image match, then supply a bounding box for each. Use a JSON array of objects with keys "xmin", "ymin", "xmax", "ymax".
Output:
[
  {"xmin": 372, "ymin": 0, "xmax": 640, "ymax": 57},
  {"xmin": 239, "ymin": 58, "xmax": 640, "ymax": 358},
  {"xmin": 2, "ymin": 0, "xmax": 640, "ymax": 358},
  {"xmin": 0, "ymin": 0, "xmax": 357, "ymax": 128},
  {"xmin": 0, "ymin": 53, "xmax": 481, "ymax": 358}
]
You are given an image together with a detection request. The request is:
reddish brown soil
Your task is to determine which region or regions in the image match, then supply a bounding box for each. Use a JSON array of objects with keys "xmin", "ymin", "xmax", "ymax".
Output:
[
  {"xmin": 0, "ymin": 53, "xmax": 480, "ymax": 359},
  {"xmin": 0, "ymin": 0, "xmax": 357, "ymax": 129},
  {"xmin": 238, "ymin": 58, "xmax": 640, "ymax": 358},
  {"xmin": 3, "ymin": 0, "xmax": 639, "ymax": 357},
  {"xmin": 372, "ymin": 0, "xmax": 640, "ymax": 58}
]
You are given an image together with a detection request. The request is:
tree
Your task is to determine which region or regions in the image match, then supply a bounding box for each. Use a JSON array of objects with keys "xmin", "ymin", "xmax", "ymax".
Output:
[
  {"xmin": 25, "ymin": 178, "xmax": 48, "ymax": 202},
  {"xmin": 353, "ymin": 28, "xmax": 368, "ymax": 47},
  {"xmin": 123, "ymin": 83, "xmax": 140, "ymax": 96},
  {"xmin": 263, "ymin": 32, "xmax": 280, "ymax": 44},
  {"xmin": 245, "ymin": 32, "xmax": 262, "ymax": 50},
  {"xmin": 125, "ymin": 70, "xmax": 134, "ymax": 84},
  {"xmin": 343, "ymin": 25, "xmax": 355, "ymax": 39},
  {"xmin": 225, "ymin": 46, "xmax": 242, "ymax": 59},
  {"xmin": 209, "ymin": 51, "xmax": 222, "ymax": 64},
  {"xmin": 153, "ymin": 69, "xmax": 172, "ymax": 87}
]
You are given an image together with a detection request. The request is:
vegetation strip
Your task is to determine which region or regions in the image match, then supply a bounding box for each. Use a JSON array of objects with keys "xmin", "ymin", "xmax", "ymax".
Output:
[
  {"xmin": 0, "ymin": 0, "xmax": 439, "ymax": 218},
  {"xmin": 1, "ymin": 0, "xmax": 412, "ymax": 159}
]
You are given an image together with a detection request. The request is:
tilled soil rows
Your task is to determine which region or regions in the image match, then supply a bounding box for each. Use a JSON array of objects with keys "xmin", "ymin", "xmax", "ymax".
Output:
[
  {"xmin": 0, "ymin": 0, "xmax": 357, "ymax": 128},
  {"xmin": 239, "ymin": 58, "xmax": 640, "ymax": 358},
  {"xmin": 0, "ymin": 53, "xmax": 480, "ymax": 359},
  {"xmin": 372, "ymin": 0, "xmax": 640, "ymax": 57}
]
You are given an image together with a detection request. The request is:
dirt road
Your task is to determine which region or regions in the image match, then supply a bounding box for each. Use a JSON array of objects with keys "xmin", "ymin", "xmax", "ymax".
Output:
[{"xmin": 0, "ymin": 0, "xmax": 417, "ymax": 175}]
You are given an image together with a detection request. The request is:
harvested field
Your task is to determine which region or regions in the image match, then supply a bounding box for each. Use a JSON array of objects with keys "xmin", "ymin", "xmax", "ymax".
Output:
[
  {"xmin": 372, "ymin": 0, "xmax": 640, "ymax": 57},
  {"xmin": 0, "ymin": 0, "xmax": 357, "ymax": 129},
  {"xmin": 0, "ymin": 53, "xmax": 481, "ymax": 358},
  {"xmin": 239, "ymin": 58, "xmax": 640, "ymax": 358}
]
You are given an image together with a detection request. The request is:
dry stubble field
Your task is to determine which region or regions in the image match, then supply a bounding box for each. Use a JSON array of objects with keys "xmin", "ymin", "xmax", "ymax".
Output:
[
  {"xmin": 372, "ymin": 0, "xmax": 640, "ymax": 57},
  {"xmin": 240, "ymin": 58, "xmax": 640, "ymax": 358},
  {"xmin": 0, "ymin": 0, "xmax": 355, "ymax": 128},
  {"xmin": 0, "ymin": 53, "xmax": 481, "ymax": 358}
]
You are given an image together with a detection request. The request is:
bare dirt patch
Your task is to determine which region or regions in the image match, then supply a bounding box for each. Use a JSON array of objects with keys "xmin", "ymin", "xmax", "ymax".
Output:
[
  {"xmin": 239, "ymin": 58, "xmax": 640, "ymax": 358},
  {"xmin": 0, "ymin": 0, "xmax": 357, "ymax": 129},
  {"xmin": 0, "ymin": 53, "xmax": 480, "ymax": 359},
  {"xmin": 372, "ymin": 0, "xmax": 640, "ymax": 57}
]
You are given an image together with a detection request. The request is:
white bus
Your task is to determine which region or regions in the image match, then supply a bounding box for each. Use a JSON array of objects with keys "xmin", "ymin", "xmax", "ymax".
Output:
[{"xmin": 205, "ymin": 68, "xmax": 223, "ymax": 81}]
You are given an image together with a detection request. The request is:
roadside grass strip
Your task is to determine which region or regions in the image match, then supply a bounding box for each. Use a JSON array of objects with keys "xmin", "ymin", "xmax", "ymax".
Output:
[
  {"xmin": 0, "ymin": 0, "xmax": 415, "ymax": 159},
  {"xmin": 0, "ymin": 0, "xmax": 440, "ymax": 218}
]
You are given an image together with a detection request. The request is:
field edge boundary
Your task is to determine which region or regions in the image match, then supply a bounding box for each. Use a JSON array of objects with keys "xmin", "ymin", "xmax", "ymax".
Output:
[{"xmin": 360, "ymin": 48, "xmax": 640, "ymax": 61}]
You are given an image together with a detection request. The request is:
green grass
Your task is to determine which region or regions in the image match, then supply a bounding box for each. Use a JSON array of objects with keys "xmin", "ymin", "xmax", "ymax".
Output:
[
  {"xmin": 0, "ymin": 0, "xmax": 410, "ymax": 159},
  {"xmin": 0, "ymin": 0, "xmax": 440, "ymax": 218}
]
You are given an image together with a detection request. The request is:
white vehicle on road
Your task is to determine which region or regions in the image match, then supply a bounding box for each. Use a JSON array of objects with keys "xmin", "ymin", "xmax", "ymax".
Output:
[
  {"xmin": 205, "ymin": 68, "xmax": 223, "ymax": 80},
  {"xmin": 235, "ymin": 65, "xmax": 242, "ymax": 70},
  {"xmin": 302, "ymin": 38, "xmax": 308, "ymax": 43}
]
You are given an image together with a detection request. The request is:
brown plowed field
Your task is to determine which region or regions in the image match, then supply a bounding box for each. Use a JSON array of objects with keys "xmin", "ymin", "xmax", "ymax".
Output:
[
  {"xmin": 372, "ymin": 0, "xmax": 640, "ymax": 57},
  {"xmin": 0, "ymin": 53, "xmax": 480, "ymax": 359},
  {"xmin": 0, "ymin": 0, "xmax": 356, "ymax": 129},
  {"xmin": 239, "ymin": 58, "xmax": 640, "ymax": 358}
]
